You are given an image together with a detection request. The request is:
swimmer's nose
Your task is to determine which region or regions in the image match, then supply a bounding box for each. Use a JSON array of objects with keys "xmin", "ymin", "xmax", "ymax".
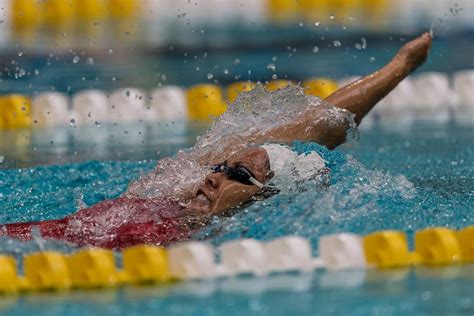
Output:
[{"xmin": 205, "ymin": 173, "xmax": 223, "ymax": 190}]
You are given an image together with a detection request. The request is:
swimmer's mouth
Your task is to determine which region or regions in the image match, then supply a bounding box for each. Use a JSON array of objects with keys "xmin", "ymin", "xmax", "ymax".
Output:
[{"xmin": 195, "ymin": 189, "xmax": 211, "ymax": 205}]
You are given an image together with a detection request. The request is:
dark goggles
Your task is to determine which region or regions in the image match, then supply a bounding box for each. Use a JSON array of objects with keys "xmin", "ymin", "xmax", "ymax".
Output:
[{"xmin": 211, "ymin": 162, "xmax": 264, "ymax": 188}]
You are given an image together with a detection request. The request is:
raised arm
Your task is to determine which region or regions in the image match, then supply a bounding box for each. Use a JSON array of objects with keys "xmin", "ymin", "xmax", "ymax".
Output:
[{"xmin": 251, "ymin": 32, "xmax": 433, "ymax": 149}]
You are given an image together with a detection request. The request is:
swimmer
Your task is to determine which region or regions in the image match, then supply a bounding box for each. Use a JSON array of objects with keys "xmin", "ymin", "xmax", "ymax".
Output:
[{"xmin": 1, "ymin": 33, "xmax": 432, "ymax": 249}]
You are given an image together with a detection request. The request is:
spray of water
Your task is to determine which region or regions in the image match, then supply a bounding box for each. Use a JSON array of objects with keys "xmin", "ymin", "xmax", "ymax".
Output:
[{"xmin": 126, "ymin": 84, "xmax": 355, "ymax": 201}]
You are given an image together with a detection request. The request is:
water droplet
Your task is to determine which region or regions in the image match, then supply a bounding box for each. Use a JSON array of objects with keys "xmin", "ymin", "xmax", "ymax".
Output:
[
  {"xmin": 207, "ymin": 73, "xmax": 214, "ymax": 80},
  {"xmin": 69, "ymin": 119, "xmax": 76, "ymax": 126},
  {"xmin": 234, "ymin": 58, "xmax": 240, "ymax": 65},
  {"xmin": 312, "ymin": 46, "xmax": 319, "ymax": 53},
  {"xmin": 272, "ymin": 74, "xmax": 277, "ymax": 79},
  {"xmin": 18, "ymin": 51, "xmax": 23, "ymax": 56},
  {"xmin": 108, "ymin": 49, "xmax": 113, "ymax": 55},
  {"xmin": 223, "ymin": 68, "xmax": 229, "ymax": 74},
  {"xmin": 369, "ymin": 57, "xmax": 376, "ymax": 62},
  {"xmin": 355, "ymin": 37, "xmax": 367, "ymax": 50},
  {"xmin": 267, "ymin": 64, "xmax": 276, "ymax": 71},
  {"xmin": 298, "ymin": 22, "xmax": 304, "ymax": 27},
  {"xmin": 87, "ymin": 57, "xmax": 94, "ymax": 65},
  {"xmin": 73, "ymin": 56, "xmax": 80, "ymax": 63},
  {"xmin": 333, "ymin": 40, "xmax": 341, "ymax": 47},
  {"xmin": 314, "ymin": 21, "xmax": 320, "ymax": 26}
]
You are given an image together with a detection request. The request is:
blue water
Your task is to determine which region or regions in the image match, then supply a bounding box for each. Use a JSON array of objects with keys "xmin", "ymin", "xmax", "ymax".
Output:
[{"xmin": 0, "ymin": 121, "xmax": 473, "ymax": 315}]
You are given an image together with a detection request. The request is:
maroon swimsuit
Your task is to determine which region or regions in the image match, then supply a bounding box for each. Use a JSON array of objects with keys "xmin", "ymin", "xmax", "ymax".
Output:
[{"xmin": 0, "ymin": 197, "xmax": 193, "ymax": 250}]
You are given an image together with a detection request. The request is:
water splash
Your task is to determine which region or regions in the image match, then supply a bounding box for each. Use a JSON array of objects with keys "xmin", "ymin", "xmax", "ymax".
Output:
[
  {"xmin": 195, "ymin": 141, "xmax": 417, "ymax": 248},
  {"xmin": 126, "ymin": 84, "xmax": 354, "ymax": 200}
]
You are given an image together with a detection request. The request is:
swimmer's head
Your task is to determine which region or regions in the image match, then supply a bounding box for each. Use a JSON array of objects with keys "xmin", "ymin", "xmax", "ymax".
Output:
[{"xmin": 188, "ymin": 147, "xmax": 274, "ymax": 214}]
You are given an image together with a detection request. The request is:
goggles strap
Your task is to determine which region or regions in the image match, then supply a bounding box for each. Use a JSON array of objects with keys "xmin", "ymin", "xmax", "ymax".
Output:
[{"xmin": 249, "ymin": 177, "xmax": 264, "ymax": 189}]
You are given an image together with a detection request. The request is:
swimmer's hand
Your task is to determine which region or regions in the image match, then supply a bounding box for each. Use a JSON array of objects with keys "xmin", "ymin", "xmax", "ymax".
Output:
[{"xmin": 397, "ymin": 32, "xmax": 433, "ymax": 74}]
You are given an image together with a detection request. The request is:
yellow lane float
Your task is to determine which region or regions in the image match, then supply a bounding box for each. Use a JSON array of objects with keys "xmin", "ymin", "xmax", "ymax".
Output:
[
  {"xmin": 76, "ymin": 0, "xmax": 108, "ymax": 22},
  {"xmin": 11, "ymin": 0, "xmax": 42, "ymax": 31},
  {"xmin": 67, "ymin": 248, "xmax": 121, "ymax": 289},
  {"xmin": 43, "ymin": 0, "xmax": 75, "ymax": 28},
  {"xmin": 22, "ymin": 252, "xmax": 71, "ymax": 291},
  {"xmin": 363, "ymin": 231, "xmax": 413, "ymax": 269},
  {"xmin": 267, "ymin": 0, "xmax": 300, "ymax": 23},
  {"xmin": 0, "ymin": 95, "xmax": 32, "ymax": 129},
  {"xmin": 108, "ymin": 0, "xmax": 140, "ymax": 19},
  {"xmin": 458, "ymin": 226, "xmax": 474, "ymax": 263},
  {"xmin": 226, "ymin": 81, "xmax": 257, "ymax": 103},
  {"xmin": 122, "ymin": 245, "xmax": 170, "ymax": 284},
  {"xmin": 414, "ymin": 227, "xmax": 462, "ymax": 266},
  {"xmin": 0, "ymin": 256, "xmax": 20, "ymax": 294},
  {"xmin": 186, "ymin": 84, "xmax": 227, "ymax": 121},
  {"xmin": 303, "ymin": 78, "xmax": 338, "ymax": 99},
  {"xmin": 265, "ymin": 80, "xmax": 293, "ymax": 92}
]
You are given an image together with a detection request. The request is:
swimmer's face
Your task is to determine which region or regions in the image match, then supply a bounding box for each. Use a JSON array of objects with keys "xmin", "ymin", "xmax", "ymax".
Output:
[{"xmin": 189, "ymin": 148, "xmax": 273, "ymax": 214}]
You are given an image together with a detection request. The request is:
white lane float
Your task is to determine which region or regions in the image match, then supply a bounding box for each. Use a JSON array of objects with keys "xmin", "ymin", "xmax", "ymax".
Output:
[
  {"xmin": 167, "ymin": 242, "xmax": 217, "ymax": 280},
  {"xmin": 264, "ymin": 236, "xmax": 313, "ymax": 272},
  {"xmin": 71, "ymin": 89, "xmax": 110, "ymax": 125},
  {"xmin": 219, "ymin": 239, "xmax": 267, "ymax": 276},
  {"xmin": 410, "ymin": 72, "xmax": 452, "ymax": 123},
  {"xmin": 235, "ymin": 0, "xmax": 267, "ymax": 25},
  {"xmin": 31, "ymin": 92, "xmax": 70, "ymax": 127},
  {"xmin": 374, "ymin": 78, "xmax": 416, "ymax": 124},
  {"xmin": 452, "ymin": 70, "xmax": 474, "ymax": 124},
  {"xmin": 149, "ymin": 86, "xmax": 187, "ymax": 121},
  {"xmin": 319, "ymin": 233, "xmax": 367, "ymax": 270},
  {"xmin": 109, "ymin": 88, "xmax": 147, "ymax": 123}
]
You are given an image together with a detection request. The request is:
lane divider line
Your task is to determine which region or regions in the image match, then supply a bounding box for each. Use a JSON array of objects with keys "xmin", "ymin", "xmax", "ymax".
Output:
[
  {"xmin": 1, "ymin": 70, "xmax": 473, "ymax": 130},
  {"xmin": 0, "ymin": 225, "xmax": 472, "ymax": 295}
]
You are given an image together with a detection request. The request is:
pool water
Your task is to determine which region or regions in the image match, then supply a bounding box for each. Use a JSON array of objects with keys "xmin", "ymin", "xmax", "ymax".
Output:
[{"xmin": 0, "ymin": 121, "xmax": 472, "ymax": 316}]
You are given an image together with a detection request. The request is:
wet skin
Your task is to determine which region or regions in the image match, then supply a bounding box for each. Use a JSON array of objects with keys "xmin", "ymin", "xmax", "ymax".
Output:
[
  {"xmin": 187, "ymin": 33, "xmax": 433, "ymax": 214},
  {"xmin": 187, "ymin": 147, "xmax": 273, "ymax": 214}
]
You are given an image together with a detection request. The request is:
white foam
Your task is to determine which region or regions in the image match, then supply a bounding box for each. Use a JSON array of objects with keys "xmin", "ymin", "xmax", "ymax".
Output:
[
  {"xmin": 71, "ymin": 90, "xmax": 110, "ymax": 125},
  {"xmin": 109, "ymin": 88, "xmax": 147, "ymax": 123},
  {"xmin": 149, "ymin": 86, "xmax": 187, "ymax": 121},
  {"xmin": 31, "ymin": 92, "xmax": 70, "ymax": 127}
]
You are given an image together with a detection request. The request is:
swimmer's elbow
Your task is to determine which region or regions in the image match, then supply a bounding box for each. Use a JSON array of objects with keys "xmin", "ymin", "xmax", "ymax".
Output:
[{"xmin": 312, "ymin": 125, "xmax": 348, "ymax": 150}]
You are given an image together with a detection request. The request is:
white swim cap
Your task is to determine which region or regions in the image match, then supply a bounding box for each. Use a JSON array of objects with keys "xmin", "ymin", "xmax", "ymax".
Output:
[
  {"xmin": 260, "ymin": 143, "xmax": 328, "ymax": 191},
  {"xmin": 259, "ymin": 144, "xmax": 298, "ymax": 175}
]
